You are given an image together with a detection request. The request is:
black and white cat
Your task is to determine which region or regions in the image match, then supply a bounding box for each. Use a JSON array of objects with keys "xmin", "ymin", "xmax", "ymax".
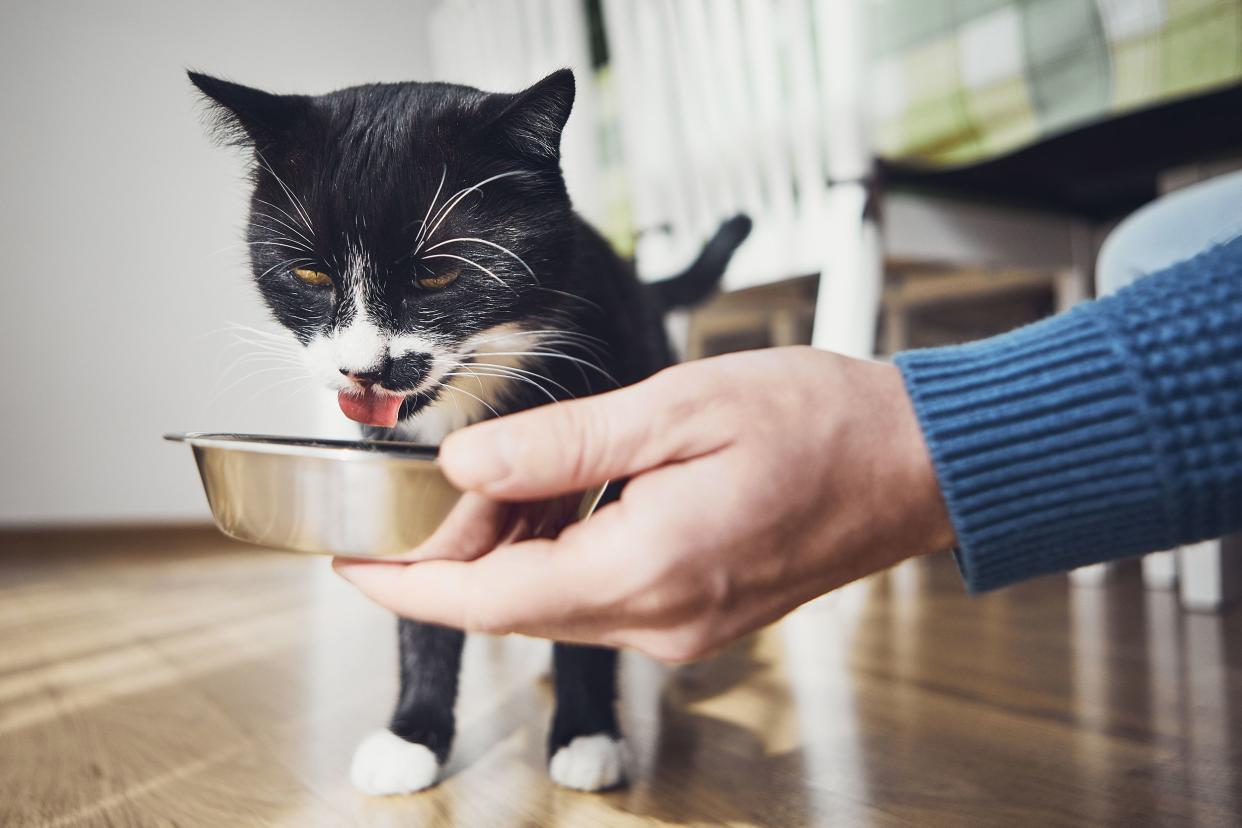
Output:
[{"xmin": 190, "ymin": 68, "xmax": 749, "ymax": 795}]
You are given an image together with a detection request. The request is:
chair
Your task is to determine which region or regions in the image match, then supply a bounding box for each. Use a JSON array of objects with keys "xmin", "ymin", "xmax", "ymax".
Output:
[{"xmin": 425, "ymin": 0, "xmax": 1242, "ymax": 609}]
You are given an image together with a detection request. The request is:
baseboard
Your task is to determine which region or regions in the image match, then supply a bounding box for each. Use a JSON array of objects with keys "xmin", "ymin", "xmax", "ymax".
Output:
[{"xmin": 0, "ymin": 522, "xmax": 226, "ymax": 555}]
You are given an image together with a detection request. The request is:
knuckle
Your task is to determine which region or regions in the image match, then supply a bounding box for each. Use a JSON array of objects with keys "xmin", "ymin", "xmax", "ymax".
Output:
[
  {"xmin": 653, "ymin": 375, "xmax": 742, "ymax": 451},
  {"xmin": 703, "ymin": 569, "xmax": 735, "ymax": 615},
  {"xmin": 650, "ymin": 629, "xmax": 711, "ymax": 665},
  {"xmin": 597, "ymin": 629, "xmax": 629, "ymax": 651},
  {"xmin": 619, "ymin": 558, "xmax": 684, "ymax": 616},
  {"xmin": 555, "ymin": 402, "xmax": 607, "ymax": 485},
  {"xmin": 473, "ymin": 613, "xmax": 512, "ymax": 636},
  {"xmin": 460, "ymin": 594, "xmax": 509, "ymax": 636},
  {"xmin": 649, "ymin": 371, "xmax": 709, "ymax": 422}
]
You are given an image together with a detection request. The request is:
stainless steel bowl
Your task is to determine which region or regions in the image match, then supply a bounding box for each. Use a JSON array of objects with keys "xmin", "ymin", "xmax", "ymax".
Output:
[{"xmin": 167, "ymin": 432, "xmax": 604, "ymax": 559}]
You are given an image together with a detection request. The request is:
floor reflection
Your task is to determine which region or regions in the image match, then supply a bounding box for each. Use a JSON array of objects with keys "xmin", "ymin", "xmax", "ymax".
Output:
[
  {"xmin": 1182, "ymin": 610, "xmax": 1239, "ymax": 824},
  {"xmin": 5, "ymin": 534, "xmax": 1242, "ymax": 826}
]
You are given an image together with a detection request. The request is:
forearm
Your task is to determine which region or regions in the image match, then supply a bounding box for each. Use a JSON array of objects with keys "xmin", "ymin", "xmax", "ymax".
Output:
[{"xmin": 897, "ymin": 236, "xmax": 1242, "ymax": 591}]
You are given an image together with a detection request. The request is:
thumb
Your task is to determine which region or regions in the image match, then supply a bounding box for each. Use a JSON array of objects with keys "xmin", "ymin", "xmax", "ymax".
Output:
[{"xmin": 439, "ymin": 370, "xmax": 719, "ymax": 500}]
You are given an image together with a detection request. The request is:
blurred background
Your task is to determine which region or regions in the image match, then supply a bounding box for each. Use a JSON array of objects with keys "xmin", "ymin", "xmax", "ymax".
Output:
[
  {"xmin": 3, "ymin": 2, "xmax": 1242, "ymax": 825},
  {"xmin": 5, "ymin": 0, "xmax": 1241, "ymax": 529},
  {"xmin": 3, "ymin": 0, "xmax": 1241, "ymax": 610}
]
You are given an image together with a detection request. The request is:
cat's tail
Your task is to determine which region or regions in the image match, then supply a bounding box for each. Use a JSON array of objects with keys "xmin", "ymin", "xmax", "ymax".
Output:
[{"xmin": 645, "ymin": 215, "xmax": 752, "ymax": 311}]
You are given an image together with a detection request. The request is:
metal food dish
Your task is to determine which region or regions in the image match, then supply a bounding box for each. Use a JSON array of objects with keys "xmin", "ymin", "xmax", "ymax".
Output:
[{"xmin": 166, "ymin": 432, "xmax": 604, "ymax": 559}]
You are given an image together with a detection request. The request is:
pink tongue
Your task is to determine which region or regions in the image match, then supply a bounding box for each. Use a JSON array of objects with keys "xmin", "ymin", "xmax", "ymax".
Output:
[{"xmin": 338, "ymin": 388, "xmax": 404, "ymax": 427}]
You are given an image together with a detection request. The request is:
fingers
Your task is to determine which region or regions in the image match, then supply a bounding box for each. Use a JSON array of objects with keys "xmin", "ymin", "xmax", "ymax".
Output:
[
  {"xmin": 394, "ymin": 492, "xmax": 514, "ymax": 562},
  {"xmin": 332, "ymin": 492, "xmax": 736, "ymax": 659},
  {"xmin": 439, "ymin": 369, "xmax": 725, "ymax": 500},
  {"xmin": 389, "ymin": 487, "xmax": 608, "ymax": 564},
  {"xmin": 332, "ymin": 527, "xmax": 618, "ymax": 638}
]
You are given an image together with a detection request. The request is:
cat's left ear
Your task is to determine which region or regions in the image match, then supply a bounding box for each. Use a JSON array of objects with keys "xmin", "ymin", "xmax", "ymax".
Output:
[
  {"xmin": 484, "ymin": 69, "xmax": 575, "ymax": 163},
  {"xmin": 187, "ymin": 71, "xmax": 308, "ymax": 148}
]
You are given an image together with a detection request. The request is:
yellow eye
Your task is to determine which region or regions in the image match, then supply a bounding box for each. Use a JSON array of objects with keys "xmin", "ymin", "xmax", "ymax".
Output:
[
  {"xmin": 417, "ymin": 268, "xmax": 460, "ymax": 290},
  {"xmin": 293, "ymin": 267, "xmax": 332, "ymax": 287}
]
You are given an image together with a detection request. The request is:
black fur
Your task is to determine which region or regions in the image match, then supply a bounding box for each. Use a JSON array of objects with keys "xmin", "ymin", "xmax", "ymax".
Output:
[
  {"xmin": 190, "ymin": 67, "xmax": 748, "ymax": 789},
  {"xmin": 391, "ymin": 622, "xmax": 464, "ymax": 765},
  {"xmin": 646, "ymin": 214, "xmax": 752, "ymax": 310},
  {"xmin": 550, "ymin": 643, "xmax": 620, "ymax": 751}
]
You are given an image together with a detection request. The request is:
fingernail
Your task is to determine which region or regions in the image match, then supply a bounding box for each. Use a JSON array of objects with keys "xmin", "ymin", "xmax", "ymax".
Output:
[{"xmin": 441, "ymin": 425, "xmax": 512, "ymax": 488}]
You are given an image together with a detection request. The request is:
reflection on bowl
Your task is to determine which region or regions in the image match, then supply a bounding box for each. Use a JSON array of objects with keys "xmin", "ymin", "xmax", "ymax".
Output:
[{"xmin": 166, "ymin": 433, "xmax": 604, "ymax": 559}]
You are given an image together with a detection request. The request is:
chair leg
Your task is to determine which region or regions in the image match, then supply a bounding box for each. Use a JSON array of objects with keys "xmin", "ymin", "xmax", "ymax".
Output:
[
  {"xmin": 1054, "ymin": 268, "xmax": 1089, "ymax": 312},
  {"xmin": 769, "ymin": 310, "xmax": 800, "ymax": 348},
  {"xmin": 1141, "ymin": 550, "xmax": 1178, "ymax": 590},
  {"xmin": 881, "ymin": 302, "xmax": 908, "ymax": 356},
  {"xmin": 810, "ymin": 185, "xmax": 881, "ymax": 358},
  {"xmin": 667, "ymin": 309, "xmax": 693, "ymax": 361},
  {"xmin": 1069, "ymin": 562, "xmax": 1121, "ymax": 587},
  {"xmin": 1179, "ymin": 537, "xmax": 1240, "ymax": 612},
  {"xmin": 1058, "ymin": 220, "xmax": 1095, "ymax": 310}
]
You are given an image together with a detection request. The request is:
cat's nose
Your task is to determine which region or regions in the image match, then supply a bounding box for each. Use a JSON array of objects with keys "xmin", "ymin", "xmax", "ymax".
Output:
[{"xmin": 340, "ymin": 366, "xmax": 386, "ymax": 388}]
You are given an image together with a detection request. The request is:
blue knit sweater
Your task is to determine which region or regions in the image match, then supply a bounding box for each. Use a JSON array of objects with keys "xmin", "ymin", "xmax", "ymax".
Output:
[{"xmin": 896, "ymin": 236, "xmax": 1242, "ymax": 592}]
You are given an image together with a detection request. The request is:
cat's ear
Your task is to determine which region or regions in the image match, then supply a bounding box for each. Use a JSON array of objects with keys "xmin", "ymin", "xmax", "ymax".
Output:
[
  {"xmin": 484, "ymin": 69, "xmax": 575, "ymax": 163},
  {"xmin": 187, "ymin": 71, "xmax": 307, "ymax": 147}
]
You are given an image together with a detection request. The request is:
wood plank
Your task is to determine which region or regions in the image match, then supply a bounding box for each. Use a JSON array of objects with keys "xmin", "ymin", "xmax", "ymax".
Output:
[
  {"xmin": 2, "ymin": 529, "xmax": 1240, "ymax": 826},
  {"xmin": 884, "ymin": 269, "xmax": 1056, "ymax": 308}
]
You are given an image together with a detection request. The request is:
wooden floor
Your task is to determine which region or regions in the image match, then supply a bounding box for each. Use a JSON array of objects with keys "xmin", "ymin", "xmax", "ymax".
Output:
[{"xmin": 2, "ymin": 529, "xmax": 1241, "ymax": 827}]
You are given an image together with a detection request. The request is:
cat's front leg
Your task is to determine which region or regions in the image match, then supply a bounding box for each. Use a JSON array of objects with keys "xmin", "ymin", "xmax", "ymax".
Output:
[
  {"xmin": 351, "ymin": 619, "xmax": 465, "ymax": 795},
  {"xmin": 548, "ymin": 642, "xmax": 628, "ymax": 791}
]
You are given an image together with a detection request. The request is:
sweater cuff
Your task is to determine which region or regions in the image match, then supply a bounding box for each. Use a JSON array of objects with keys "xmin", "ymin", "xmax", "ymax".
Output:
[{"xmin": 895, "ymin": 306, "xmax": 1172, "ymax": 592}]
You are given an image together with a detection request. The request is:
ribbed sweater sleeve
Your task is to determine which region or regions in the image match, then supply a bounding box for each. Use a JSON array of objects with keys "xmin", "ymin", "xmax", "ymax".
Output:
[{"xmin": 895, "ymin": 236, "xmax": 1242, "ymax": 592}]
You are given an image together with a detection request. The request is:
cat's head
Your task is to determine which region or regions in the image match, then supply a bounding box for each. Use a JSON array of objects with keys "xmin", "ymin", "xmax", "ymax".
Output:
[{"xmin": 190, "ymin": 69, "xmax": 581, "ymax": 432}]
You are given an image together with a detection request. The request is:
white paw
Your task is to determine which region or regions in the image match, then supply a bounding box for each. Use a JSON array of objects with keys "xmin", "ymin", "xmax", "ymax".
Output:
[
  {"xmin": 548, "ymin": 734, "xmax": 627, "ymax": 792},
  {"xmin": 349, "ymin": 729, "xmax": 441, "ymax": 796}
]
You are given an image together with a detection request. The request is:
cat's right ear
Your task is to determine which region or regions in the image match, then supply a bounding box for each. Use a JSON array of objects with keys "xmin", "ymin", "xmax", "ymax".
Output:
[{"xmin": 187, "ymin": 71, "xmax": 307, "ymax": 148}]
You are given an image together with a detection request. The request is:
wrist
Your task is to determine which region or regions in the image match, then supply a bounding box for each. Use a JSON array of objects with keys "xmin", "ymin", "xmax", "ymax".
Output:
[{"xmin": 885, "ymin": 362, "xmax": 956, "ymax": 558}]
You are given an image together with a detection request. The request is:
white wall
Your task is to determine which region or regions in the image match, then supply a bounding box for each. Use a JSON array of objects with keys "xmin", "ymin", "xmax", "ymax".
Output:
[
  {"xmin": 0, "ymin": 1, "xmax": 436, "ymax": 525},
  {"xmin": 426, "ymin": 0, "xmax": 608, "ymax": 230}
]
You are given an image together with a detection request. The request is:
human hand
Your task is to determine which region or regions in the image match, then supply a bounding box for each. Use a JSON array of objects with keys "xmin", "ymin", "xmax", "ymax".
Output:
[{"xmin": 334, "ymin": 346, "xmax": 954, "ymax": 662}]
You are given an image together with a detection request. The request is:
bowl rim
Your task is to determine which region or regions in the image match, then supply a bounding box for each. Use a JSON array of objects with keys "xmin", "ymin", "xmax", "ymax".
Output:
[{"xmin": 164, "ymin": 432, "xmax": 440, "ymax": 464}]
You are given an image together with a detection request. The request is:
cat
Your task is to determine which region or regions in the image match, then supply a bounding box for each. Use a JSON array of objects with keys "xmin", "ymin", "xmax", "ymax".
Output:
[{"xmin": 190, "ymin": 67, "xmax": 750, "ymax": 795}]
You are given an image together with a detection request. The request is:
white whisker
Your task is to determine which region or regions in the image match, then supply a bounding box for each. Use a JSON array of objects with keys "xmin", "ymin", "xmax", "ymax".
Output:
[
  {"xmin": 530, "ymin": 286, "xmax": 604, "ymax": 314},
  {"xmin": 444, "ymin": 370, "xmax": 559, "ymax": 405},
  {"xmin": 423, "ymin": 253, "xmax": 513, "ymax": 292},
  {"xmin": 222, "ymin": 322, "xmax": 301, "ymax": 342},
  {"xmin": 411, "ymin": 164, "xmax": 448, "ymax": 245},
  {"xmin": 248, "ymin": 235, "xmax": 314, "ymax": 255},
  {"xmin": 208, "ymin": 363, "xmax": 308, "ymax": 406},
  {"xmin": 255, "ymin": 154, "xmax": 315, "ymax": 238},
  {"xmin": 247, "ymin": 240, "xmax": 310, "ymax": 254},
  {"xmin": 466, "ymin": 360, "xmax": 575, "ymax": 400},
  {"xmin": 438, "ymin": 382, "xmax": 501, "ymax": 419},
  {"xmin": 252, "ymin": 198, "xmax": 315, "ymax": 244},
  {"xmin": 456, "ymin": 367, "xmax": 488, "ymax": 396},
  {"xmin": 528, "ymin": 336, "xmax": 610, "ymax": 362},
  {"xmin": 252, "ymin": 257, "xmax": 316, "ymax": 282},
  {"xmin": 465, "ymin": 327, "xmax": 607, "ymax": 350},
  {"xmin": 241, "ymin": 373, "xmax": 315, "ymax": 407},
  {"xmin": 423, "ymin": 237, "xmax": 537, "ymax": 281},
  {"xmin": 435, "ymin": 359, "xmax": 488, "ymax": 395},
  {"xmin": 251, "ymin": 207, "xmax": 315, "ymax": 247},
  {"xmin": 415, "ymin": 170, "xmax": 524, "ymax": 253},
  {"xmin": 468, "ymin": 350, "xmax": 620, "ymax": 387}
]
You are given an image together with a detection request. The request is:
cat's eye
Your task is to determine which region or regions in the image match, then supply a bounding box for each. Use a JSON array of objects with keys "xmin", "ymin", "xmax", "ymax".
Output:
[
  {"xmin": 417, "ymin": 268, "xmax": 460, "ymax": 290},
  {"xmin": 293, "ymin": 267, "xmax": 332, "ymax": 287}
]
